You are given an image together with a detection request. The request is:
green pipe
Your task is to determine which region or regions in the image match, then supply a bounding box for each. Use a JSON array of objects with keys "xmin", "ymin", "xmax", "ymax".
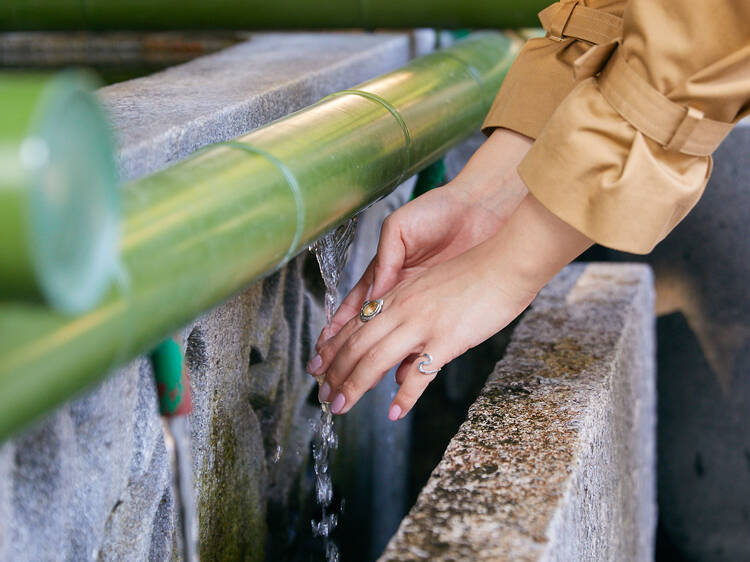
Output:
[
  {"xmin": 0, "ymin": 32, "xmax": 521, "ymax": 442},
  {"xmin": 0, "ymin": 71, "xmax": 119, "ymax": 314},
  {"xmin": 0, "ymin": 1, "xmax": 551, "ymax": 30}
]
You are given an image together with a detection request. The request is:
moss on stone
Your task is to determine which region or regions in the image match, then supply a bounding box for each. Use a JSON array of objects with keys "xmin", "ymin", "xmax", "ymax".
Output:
[{"xmin": 198, "ymin": 412, "xmax": 266, "ymax": 562}]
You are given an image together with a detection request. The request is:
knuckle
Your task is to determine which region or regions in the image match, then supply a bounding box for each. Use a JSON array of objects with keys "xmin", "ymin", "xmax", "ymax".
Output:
[
  {"xmin": 326, "ymin": 363, "xmax": 345, "ymax": 387},
  {"xmin": 318, "ymin": 343, "xmax": 335, "ymax": 365},
  {"xmin": 363, "ymin": 346, "xmax": 380, "ymax": 365},
  {"xmin": 339, "ymin": 379, "xmax": 361, "ymax": 399},
  {"xmin": 381, "ymin": 214, "xmax": 395, "ymax": 232},
  {"xmin": 343, "ymin": 331, "xmax": 364, "ymax": 355}
]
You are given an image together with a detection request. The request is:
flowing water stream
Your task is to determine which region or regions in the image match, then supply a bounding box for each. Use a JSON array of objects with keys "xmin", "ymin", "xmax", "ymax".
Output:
[{"xmin": 309, "ymin": 217, "xmax": 358, "ymax": 562}]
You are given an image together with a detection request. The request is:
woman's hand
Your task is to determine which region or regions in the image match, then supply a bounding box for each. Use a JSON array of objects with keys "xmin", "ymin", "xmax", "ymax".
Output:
[
  {"xmin": 313, "ymin": 128, "xmax": 533, "ymax": 350},
  {"xmin": 308, "ymin": 193, "xmax": 593, "ymax": 420}
]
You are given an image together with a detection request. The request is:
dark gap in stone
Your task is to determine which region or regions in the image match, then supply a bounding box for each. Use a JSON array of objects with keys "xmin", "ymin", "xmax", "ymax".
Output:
[
  {"xmin": 282, "ymin": 257, "xmax": 304, "ymax": 381},
  {"xmin": 306, "ymin": 384, "xmax": 320, "ymax": 408},
  {"xmin": 249, "ymin": 346, "xmax": 264, "ymax": 367},
  {"xmin": 577, "ymin": 244, "xmax": 611, "ymax": 262},
  {"xmin": 185, "ymin": 326, "xmax": 208, "ymax": 372},
  {"xmin": 655, "ymin": 518, "xmax": 689, "ymax": 562},
  {"xmin": 300, "ymin": 293, "xmax": 317, "ymax": 374},
  {"xmin": 302, "ymin": 249, "xmax": 327, "ymax": 303}
]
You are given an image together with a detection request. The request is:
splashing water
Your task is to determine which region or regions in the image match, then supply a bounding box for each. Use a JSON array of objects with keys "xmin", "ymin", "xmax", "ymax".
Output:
[
  {"xmin": 312, "ymin": 218, "xmax": 358, "ymax": 327},
  {"xmin": 311, "ymin": 402, "xmax": 340, "ymax": 562},
  {"xmin": 309, "ymin": 217, "xmax": 358, "ymax": 562}
]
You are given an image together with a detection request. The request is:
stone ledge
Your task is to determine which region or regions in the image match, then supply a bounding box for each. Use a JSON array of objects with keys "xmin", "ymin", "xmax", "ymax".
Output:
[
  {"xmin": 99, "ymin": 31, "xmax": 433, "ymax": 181},
  {"xmin": 380, "ymin": 263, "xmax": 657, "ymax": 561}
]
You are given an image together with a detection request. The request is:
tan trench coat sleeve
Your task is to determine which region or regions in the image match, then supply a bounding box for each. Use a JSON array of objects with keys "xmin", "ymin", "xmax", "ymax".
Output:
[
  {"xmin": 516, "ymin": 0, "xmax": 750, "ymax": 254},
  {"xmin": 481, "ymin": 0, "xmax": 627, "ymax": 139}
]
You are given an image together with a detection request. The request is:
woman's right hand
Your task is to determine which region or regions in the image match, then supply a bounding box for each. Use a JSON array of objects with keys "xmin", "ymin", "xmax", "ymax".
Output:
[{"xmin": 312, "ymin": 128, "xmax": 533, "ymax": 351}]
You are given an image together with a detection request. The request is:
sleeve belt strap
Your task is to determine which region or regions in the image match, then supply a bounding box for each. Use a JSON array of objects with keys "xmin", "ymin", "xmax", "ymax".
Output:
[
  {"xmin": 597, "ymin": 48, "xmax": 734, "ymax": 156},
  {"xmin": 538, "ymin": 0, "xmax": 623, "ymax": 45}
]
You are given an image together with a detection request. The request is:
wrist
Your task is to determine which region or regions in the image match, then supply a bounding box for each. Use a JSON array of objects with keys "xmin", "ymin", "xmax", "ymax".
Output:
[
  {"xmin": 483, "ymin": 193, "xmax": 593, "ymax": 295},
  {"xmin": 446, "ymin": 128, "xmax": 532, "ymax": 216}
]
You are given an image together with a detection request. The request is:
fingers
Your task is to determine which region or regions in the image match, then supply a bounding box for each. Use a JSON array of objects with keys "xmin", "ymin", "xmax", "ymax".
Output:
[
  {"xmin": 325, "ymin": 327, "xmax": 423, "ymax": 415},
  {"xmin": 320, "ymin": 311, "xmax": 401, "ymax": 390},
  {"xmin": 315, "ymin": 260, "xmax": 375, "ymax": 352},
  {"xmin": 388, "ymin": 349, "xmax": 445, "ymax": 421},
  {"xmin": 309, "ymin": 297, "xmax": 397, "ymax": 384},
  {"xmin": 394, "ymin": 355, "xmax": 418, "ymax": 385},
  {"xmin": 314, "ymin": 212, "xmax": 406, "ymax": 352},
  {"xmin": 370, "ymin": 215, "xmax": 406, "ymax": 298}
]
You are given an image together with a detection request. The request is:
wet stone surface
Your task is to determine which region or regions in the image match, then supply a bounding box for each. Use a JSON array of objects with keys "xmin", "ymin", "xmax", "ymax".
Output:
[{"xmin": 380, "ymin": 263, "xmax": 657, "ymax": 561}]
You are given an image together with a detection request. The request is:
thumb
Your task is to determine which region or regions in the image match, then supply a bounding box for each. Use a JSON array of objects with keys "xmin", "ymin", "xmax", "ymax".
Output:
[{"xmin": 370, "ymin": 216, "xmax": 406, "ymax": 298}]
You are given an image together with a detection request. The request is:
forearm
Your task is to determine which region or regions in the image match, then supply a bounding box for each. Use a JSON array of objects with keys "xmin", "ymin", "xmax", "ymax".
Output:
[{"xmin": 476, "ymin": 192, "xmax": 593, "ymax": 301}]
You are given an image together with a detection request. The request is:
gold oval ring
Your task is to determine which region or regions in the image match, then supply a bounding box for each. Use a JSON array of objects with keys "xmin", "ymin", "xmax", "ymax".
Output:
[{"xmin": 360, "ymin": 299, "xmax": 383, "ymax": 322}]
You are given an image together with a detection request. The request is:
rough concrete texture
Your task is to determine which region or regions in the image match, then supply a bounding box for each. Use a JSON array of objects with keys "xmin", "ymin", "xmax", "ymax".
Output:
[
  {"xmin": 0, "ymin": 31, "xmax": 434, "ymax": 560},
  {"xmin": 609, "ymin": 119, "xmax": 750, "ymax": 560},
  {"xmin": 380, "ymin": 263, "xmax": 657, "ymax": 561},
  {"xmin": 99, "ymin": 30, "xmax": 435, "ymax": 181}
]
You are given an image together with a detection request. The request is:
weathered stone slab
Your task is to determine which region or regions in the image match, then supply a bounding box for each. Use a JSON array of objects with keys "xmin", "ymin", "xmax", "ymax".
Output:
[
  {"xmin": 380, "ymin": 263, "xmax": 657, "ymax": 561},
  {"xmin": 99, "ymin": 31, "xmax": 434, "ymax": 181}
]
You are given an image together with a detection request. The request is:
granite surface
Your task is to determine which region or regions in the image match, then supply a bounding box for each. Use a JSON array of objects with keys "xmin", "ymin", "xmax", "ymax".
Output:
[
  {"xmin": 380, "ymin": 263, "xmax": 657, "ymax": 561},
  {"xmin": 99, "ymin": 31, "xmax": 434, "ymax": 181}
]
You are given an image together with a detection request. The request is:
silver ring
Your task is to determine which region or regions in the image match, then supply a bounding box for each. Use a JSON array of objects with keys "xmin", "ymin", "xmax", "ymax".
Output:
[
  {"xmin": 417, "ymin": 353, "xmax": 441, "ymax": 375},
  {"xmin": 360, "ymin": 299, "xmax": 383, "ymax": 322}
]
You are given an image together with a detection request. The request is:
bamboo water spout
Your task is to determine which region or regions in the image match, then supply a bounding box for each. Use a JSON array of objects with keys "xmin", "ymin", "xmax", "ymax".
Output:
[
  {"xmin": 0, "ymin": 32, "xmax": 522, "ymax": 442},
  {"xmin": 0, "ymin": 71, "xmax": 119, "ymax": 313},
  {"xmin": 1, "ymin": 1, "xmax": 552, "ymax": 30}
]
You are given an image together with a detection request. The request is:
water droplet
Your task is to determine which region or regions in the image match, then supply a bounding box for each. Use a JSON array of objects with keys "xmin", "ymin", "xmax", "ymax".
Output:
[{"xmin": 272, "ymin": 444, "xmax": 282, "ymax": 463}]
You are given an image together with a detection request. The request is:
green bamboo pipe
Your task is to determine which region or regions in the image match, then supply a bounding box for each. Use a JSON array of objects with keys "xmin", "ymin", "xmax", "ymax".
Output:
[
  {"xmin": 0, "ymin": 32, "xmax": 521, "ymax": 442},
  {"xmin": 0, "ymin": 71, "xmax": 119, "ymax": 313},
  {"xmin": 1, "ymin": 0, "xmax": 552, "ymax": 30}
]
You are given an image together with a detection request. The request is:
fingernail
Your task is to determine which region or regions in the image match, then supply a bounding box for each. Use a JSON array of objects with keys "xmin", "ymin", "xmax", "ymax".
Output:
[
  {"xmin": 388, "ymin": 404, "xmax": 402, "ymax": 421},
  {"xmin": 307, "ymin": 354, "xmax": 322, "ymax": 374},
  {"xmin": 318, "ymin": 381, "xmax": 331, "ymax": 403},
  {"xmin": 366, "ymin": 283, "xmax": 373, "ymax": 300},
  {"xmin": 330, "ymin": 392, "xmax": 346, "ymax": 414}
]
